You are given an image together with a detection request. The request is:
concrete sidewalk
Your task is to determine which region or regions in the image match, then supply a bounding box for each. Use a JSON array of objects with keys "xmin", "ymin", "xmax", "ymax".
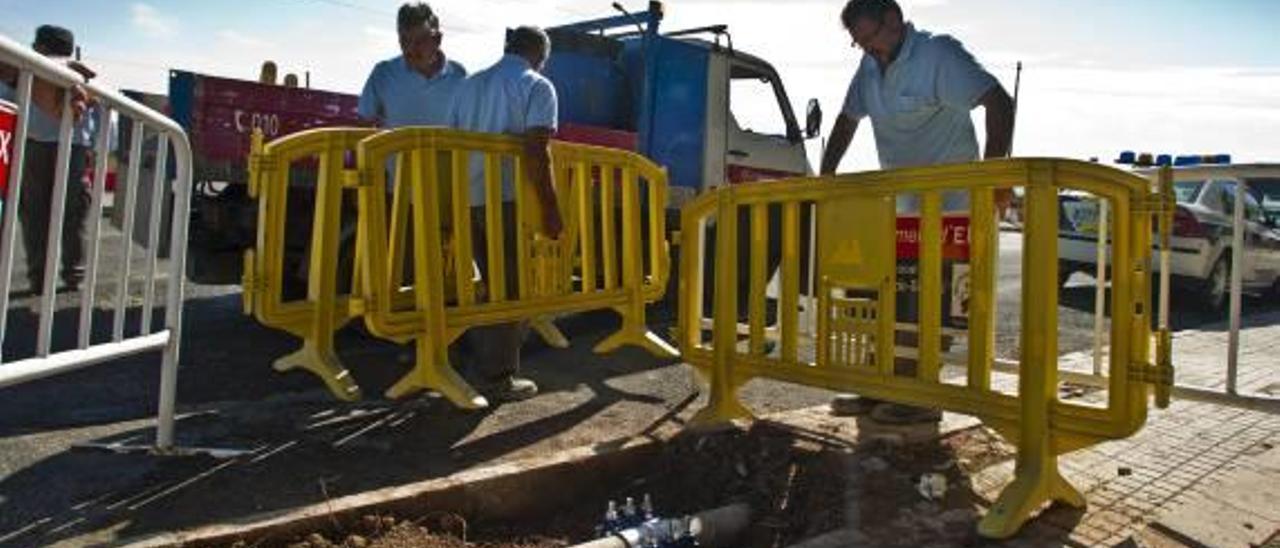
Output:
[
  {"xmin": 792, "ymin": 310, "xmax": 1280, "ymax": 547},
  {"xmin": 978, "ymin": 397, "xmax": 1280, "ymax": 547},
  {"xmin": 984, "ymin": 310, "xmax": 1280, "ymax": 546},
  {"xmin": 1058, "ymin": 309, "xmax": 1280, "ymax": 399}
]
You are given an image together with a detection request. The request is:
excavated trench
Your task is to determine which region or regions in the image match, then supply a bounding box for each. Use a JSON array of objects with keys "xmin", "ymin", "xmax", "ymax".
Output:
[{"xmin": 161, "ymin": 421, "xmax": 1015, "ymax": 548}]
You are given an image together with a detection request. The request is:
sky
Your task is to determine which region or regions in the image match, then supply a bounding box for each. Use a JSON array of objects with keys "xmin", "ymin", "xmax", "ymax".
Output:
[{"xmin": 2, "ymin": 0, "xmax": 1278, "ymax": 172}]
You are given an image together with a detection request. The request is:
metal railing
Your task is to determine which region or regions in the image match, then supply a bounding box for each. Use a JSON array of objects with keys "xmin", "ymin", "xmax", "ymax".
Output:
[
  {"xmin": 0, "ymin": 34, "xmax": 193, "ymax": 451},
  {"xmin": 1068, "ymin": 165, "xmax": 1280, "ymax": 413}
]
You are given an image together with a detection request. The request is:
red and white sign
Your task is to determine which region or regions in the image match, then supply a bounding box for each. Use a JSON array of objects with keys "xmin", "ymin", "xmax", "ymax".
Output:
[
  {"xmin": 895, "ymin": 214, "xmax": 971, "ymax": 260},
  {"xmin": 0, "ymin": 100, "xmax": 16, "ymax": 197}
]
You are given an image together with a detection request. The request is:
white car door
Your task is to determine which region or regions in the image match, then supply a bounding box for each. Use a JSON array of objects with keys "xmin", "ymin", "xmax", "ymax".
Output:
[{"xmin": 1221, "ymin": 181, "xmax": 1271, "ymax": 290}]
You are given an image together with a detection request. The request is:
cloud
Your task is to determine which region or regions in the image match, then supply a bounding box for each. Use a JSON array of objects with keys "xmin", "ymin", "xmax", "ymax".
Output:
[
  {"xmin": 131, "ymin": 3, "xmax": 177, "ymax": 38},
  {"xmin": 217, "ymin": 30, "xmax": 275, "ymax": 50}
]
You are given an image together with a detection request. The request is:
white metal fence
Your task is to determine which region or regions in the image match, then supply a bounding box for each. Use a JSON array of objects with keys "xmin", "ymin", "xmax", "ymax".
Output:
[
  {"xmin": 0, "ymin": 33, "xmax": 193, "ymax": 450},
  {"xmin": 1075, "ymin": 166, "xmax": 1280, "ymax": 413}
]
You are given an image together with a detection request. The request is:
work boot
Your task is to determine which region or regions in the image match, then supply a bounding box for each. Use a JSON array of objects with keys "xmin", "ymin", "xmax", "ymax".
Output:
[
  {"xmin": 62, "ymin": 272, "xmax": 83, "ymax": 292},
  {"xmin": 830, "ymin": 394, "xmax": 881, "ymax": 417},
  {"xmin": 481, "ymin": 376, "xmax": 539, "ymax": 403},
  {"xmin": 870, "ymin": 403, "xmax": 943, "ymax": 425}
]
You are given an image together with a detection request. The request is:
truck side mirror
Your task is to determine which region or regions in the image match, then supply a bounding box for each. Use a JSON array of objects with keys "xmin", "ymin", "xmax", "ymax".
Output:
[{"xmin": 804, "ymin": 98, "xmax": 822, "ymax": 140}]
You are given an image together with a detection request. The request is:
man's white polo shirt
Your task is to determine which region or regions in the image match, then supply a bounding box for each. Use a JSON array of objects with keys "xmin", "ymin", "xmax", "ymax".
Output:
[
  {"xmin": 449, "ymin": 54, "xmax": 558, "ymax": 205},
  {"xmin": 358, "ymin": 54, "xmax": 467, "ymax": 128},
  {"xmin": 842, "ymin": 23, "xmax": 997, "ymax": 211}
]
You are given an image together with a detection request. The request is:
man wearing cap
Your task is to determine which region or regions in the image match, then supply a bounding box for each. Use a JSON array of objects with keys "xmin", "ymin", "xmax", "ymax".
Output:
[
  {"xmin": 446, "ymin": 26, "xmax": 563, "ymax": 402},
  {"xmin": 0, "ymin": 24, "xmax": 97, "ymax": 292},
  {"xmin": 819, "ymin": 0, "xmax": 1014, "ymax": 424},
  {"xmin": 358, "ymin": 2, "xmax": 466, "ymax": 129}
]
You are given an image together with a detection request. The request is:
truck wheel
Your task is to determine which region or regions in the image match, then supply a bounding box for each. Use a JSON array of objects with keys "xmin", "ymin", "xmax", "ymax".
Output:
[{"xmin": 1202, "ymin": 255, "xmax": 1230, "ymax": 311}]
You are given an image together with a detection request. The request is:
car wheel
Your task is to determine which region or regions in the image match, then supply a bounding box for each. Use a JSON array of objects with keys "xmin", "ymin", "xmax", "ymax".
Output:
[{"xmin": 1202, "ymin": 255, "xmax": 1230, "ymax": 310}]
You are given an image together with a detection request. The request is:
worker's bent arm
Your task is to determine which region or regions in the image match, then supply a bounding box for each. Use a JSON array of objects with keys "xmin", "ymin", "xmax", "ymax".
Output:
[
  {"xmin": 978, "ymin": 84, "xmax": 1016, "ymax": 210},
  {"xmin": 820, "ymin": 114, "xmax": 858, "ymax": 176},
  {"xmin": 0, "ymin": 63, "xmax": 85, "ymax": 122},
  {"xmin": 979, "ymin": 85, "xmax": 1014, "ymax": 160},
  {"xmin": 523, "ymin": 127, "xmax": 563, "ymax": 238}
]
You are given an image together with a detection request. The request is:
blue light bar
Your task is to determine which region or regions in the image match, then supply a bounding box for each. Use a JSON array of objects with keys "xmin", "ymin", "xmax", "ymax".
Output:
[
  {"xmin": 1116, "ymin": 151, "xmax": 1136, "ymax": 164},
  {"xmin": 1156, "ymin": 154, "xmax": 1173, "ymax": 166}
]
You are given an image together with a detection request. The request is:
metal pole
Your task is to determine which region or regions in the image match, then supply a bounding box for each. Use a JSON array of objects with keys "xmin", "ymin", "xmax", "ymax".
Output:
[
  {"xmin": 79, "ymin": 106, "xmax": 113, "ymax": 348},
  {"xmin": 37, "ymin": 96, "xmax": 77, "ymax": 357},
  {"xmin": 1009, "ymin": 61, "xmax": 1022, "ymax": 156},
  {"xmin": 807, "ymin": 137, "xmax": 825, "ymax": 337},
  {"xmin": 1092, "ymin": 200, "xmax": 1108, "ymax": 376},
  {"xmin": 0, "ymin": 71, "xmax": 36, "ymax": 362},
  {"xmin": 1158, "ymin": 169, "xmax": 1171, "ymax": 333},
  {"xmin": 1227, "ymin": 180, "xmax": 1246, "ymax": 395},
  {"xmin": 157, "ymin": 129, "xmax": 194, "ymax": 451}
]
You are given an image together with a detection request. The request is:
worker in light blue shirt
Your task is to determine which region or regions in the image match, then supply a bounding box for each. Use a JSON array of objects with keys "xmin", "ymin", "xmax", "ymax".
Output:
[
  {"xmin": 446, "ymin": 26, "xmax": 563, "ymax": 403},
  {"xmin": 357, "ymin": 3, "xmax": 466, "ymax": 128},
  {"xmin": 821, "ymin": 0, "xmax": 1013, "ymax": 212},
  {"xmin": 449, "ymin": 29, "xmax": 560, "ymax": 214},
  {"xmin": 0, "ymin": 24, "xmax": 98, "ymax": 292},
  {"xmin": 819, "ymin": 0, "xmax": 1014, "ymax": 425}
]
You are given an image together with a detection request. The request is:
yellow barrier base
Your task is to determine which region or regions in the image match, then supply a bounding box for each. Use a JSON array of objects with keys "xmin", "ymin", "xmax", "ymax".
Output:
[
  {"xmin": 272, "ymin": 342, "xmax": 362, "ymax": 401},
  {"xmin": 594, "ymin": 328, "xmax": 679, "ymax": 359},
  {"xmin": 688, "ymin": 374, "xmax": 753, "ymax": 427},
  {"xmin": 531, "ymin": 317, "xmax": 570, "ymax": 349},
  {"xmin": 978, "ymin": 453, "xmax": 1086, "ymax": 538},
  {"xmin": 385, "ymin": 339, "xmax": 489, "ymax": 409},
  {"xmin": 689, "ymin": 399, "xmax": 753, "ymax": 428}
]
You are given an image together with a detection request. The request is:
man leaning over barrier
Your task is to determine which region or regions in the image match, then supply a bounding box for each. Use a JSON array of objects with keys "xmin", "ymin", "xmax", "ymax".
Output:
[
  {"xmin": 447, "ymin": 25, "xmax": 564, "ymax": 402},
  {"xmin": 0, "ymin": 24, "xmax": 97, "ymax": 293},
  {"xmin": 354, "ymin": 1, "xmax": 465, "ymax": 296},
  {"xmin": 357, "ymin": 2, "xmax": 466, "ymax": 130},
  {"xmin": 819, "ymin": 0, "xmax": 1014, "ymax": 425}
]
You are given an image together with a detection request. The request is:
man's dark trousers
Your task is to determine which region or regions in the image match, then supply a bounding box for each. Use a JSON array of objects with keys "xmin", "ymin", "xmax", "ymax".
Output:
[{"xmin": 18, "ymin": 140, "xmax": 88, "ymax": 288}]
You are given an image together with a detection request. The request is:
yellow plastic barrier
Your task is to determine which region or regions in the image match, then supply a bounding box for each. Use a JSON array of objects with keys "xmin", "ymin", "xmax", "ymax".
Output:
[
  {"xmin": 246, "ymin": 126, "xmax": 677, "ymax": 405},
  {"xmin": 679, "ymin": 159, "xmax": 1174, "ymax": 538},
  {"xmin": 354, "ymin": 128, "xmax": 677, "ymax": 408},
  {"xmin": 243, "ymin": 128, "xmax": 375, "ymax": 401}
]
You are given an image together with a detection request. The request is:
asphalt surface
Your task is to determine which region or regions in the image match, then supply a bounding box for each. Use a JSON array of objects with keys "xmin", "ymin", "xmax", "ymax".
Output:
[{"xmin": 1, "ymin": 221, "xmax": 1277, "ymax": 547}]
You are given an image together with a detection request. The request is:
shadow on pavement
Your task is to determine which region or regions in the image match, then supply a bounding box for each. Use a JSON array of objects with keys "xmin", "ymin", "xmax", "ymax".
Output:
[
  {"xmin": 0, "ymin": 301, "xmax": 683, "ymax": 547},
  {"xmin": 1058, "ymin": 282, "xmax": 1280, "ymax": 332}
]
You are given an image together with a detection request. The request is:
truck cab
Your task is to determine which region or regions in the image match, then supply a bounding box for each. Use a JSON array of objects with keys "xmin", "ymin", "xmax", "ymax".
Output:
[{"xmin": 544, "ymin": 1, "xmax": 818, "ymax": 209}]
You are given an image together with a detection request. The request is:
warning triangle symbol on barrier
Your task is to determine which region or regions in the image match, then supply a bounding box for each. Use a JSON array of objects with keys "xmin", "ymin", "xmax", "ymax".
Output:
[{"xmin": 829, "ymin": 238, "xmax": 863, "ymax": 266}]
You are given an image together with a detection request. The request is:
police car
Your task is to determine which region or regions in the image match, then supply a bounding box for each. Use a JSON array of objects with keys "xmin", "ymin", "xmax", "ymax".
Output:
[{"xmin": 1058, "ymin": 153, "xmax": 1280, "ymax": 310}]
